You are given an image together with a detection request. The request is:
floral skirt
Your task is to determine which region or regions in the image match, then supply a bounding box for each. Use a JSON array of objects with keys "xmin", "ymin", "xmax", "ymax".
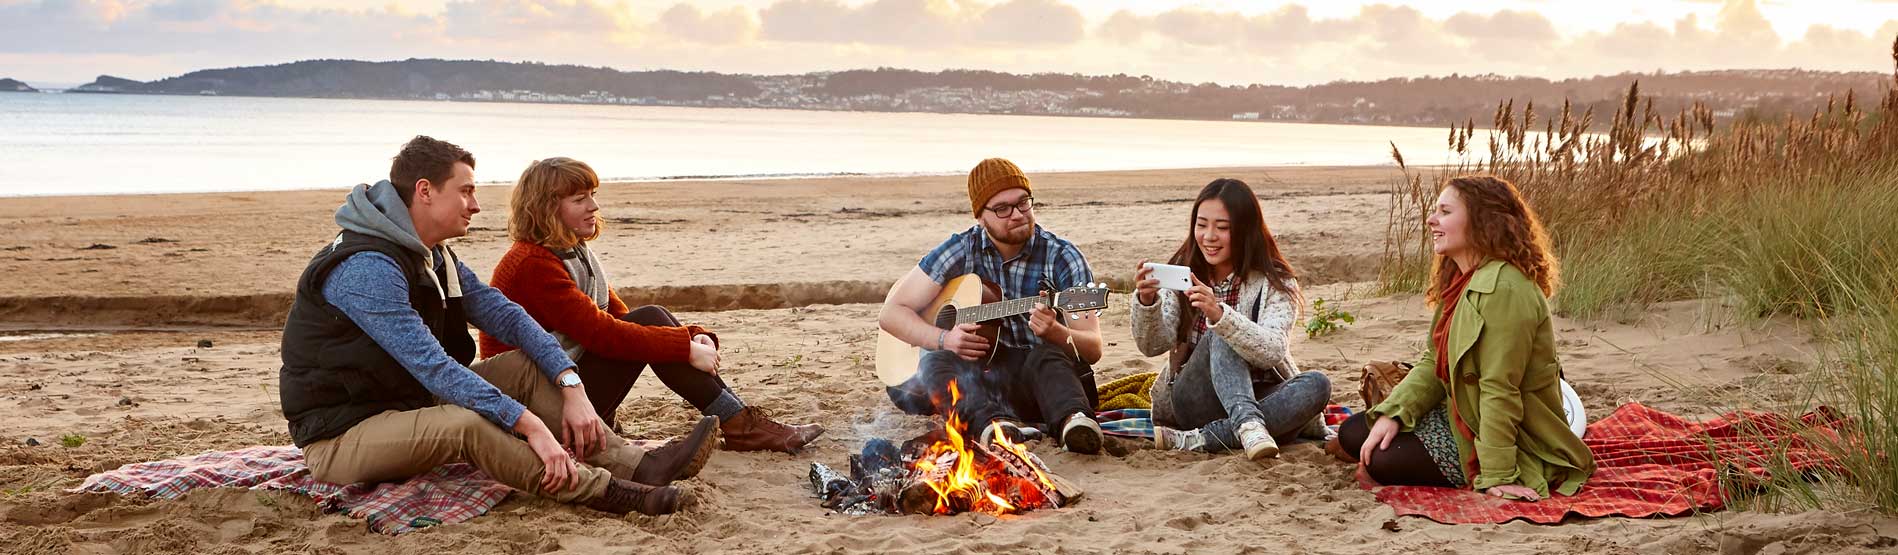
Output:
[{"xmin": 1415, "ymin": 405, "xmax": 1469, "ymax": 488}]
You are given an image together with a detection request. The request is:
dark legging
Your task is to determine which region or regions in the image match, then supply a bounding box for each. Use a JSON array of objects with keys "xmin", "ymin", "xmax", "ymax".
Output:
[
  {"xmin": 1336, "ymin": 412, "xmax": 1455, "ymax": 487},
  {"xmin": 574, "ymin": 305, "xmax": 735, "ymax": 430}
]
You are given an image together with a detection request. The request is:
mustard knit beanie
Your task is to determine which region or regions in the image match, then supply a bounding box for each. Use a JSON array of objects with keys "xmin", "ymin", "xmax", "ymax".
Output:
[{"xmin": 966, "ymin": 158, "xmax": 1032, "ymax": 218}]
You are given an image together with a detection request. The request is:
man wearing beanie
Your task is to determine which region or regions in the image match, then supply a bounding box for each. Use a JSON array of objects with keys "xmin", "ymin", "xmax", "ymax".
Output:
[{"xmin": 878, "ymin": 158, "xmax": 1106, "ymax": 454}]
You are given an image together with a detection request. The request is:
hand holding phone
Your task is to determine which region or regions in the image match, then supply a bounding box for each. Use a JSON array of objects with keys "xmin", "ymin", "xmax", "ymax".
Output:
[{"xmin": 1141, "ymin": 262, "xmax": 1193, "ymax": 292}]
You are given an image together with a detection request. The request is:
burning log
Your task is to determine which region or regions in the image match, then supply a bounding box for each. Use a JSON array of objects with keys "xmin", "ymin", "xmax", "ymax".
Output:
[{"xmin": 812, "ymin": 379, "xmax": 1081, "ymax": 517}]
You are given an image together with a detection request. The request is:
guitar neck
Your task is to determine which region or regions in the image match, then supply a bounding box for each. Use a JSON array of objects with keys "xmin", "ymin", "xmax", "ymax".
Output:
[{"xmin": 952, "ymin": 296, "xmax": 1048, "ymax": 326}]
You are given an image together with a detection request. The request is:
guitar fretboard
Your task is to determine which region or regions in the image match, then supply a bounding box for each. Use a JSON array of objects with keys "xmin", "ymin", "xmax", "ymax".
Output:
[{"xmin": 952, "ymin": 296, "xmax": 1047, "ymax": 325}]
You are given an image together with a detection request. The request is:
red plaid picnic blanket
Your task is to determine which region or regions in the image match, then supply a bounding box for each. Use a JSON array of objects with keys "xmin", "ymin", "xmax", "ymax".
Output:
[
  {"xmin": 71, "ymin": 446, "xmax": 511, "ymax": 534},
  {"xmin": 1373, "ymin": 403, "xmax": 1848, "ymax": 524}
]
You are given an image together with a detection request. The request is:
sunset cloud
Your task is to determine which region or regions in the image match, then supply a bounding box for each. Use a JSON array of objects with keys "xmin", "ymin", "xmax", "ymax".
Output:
[
  {"xmin": 659, "ymin": 3, "xmax": 758, "ymax": 45},
  {"xmin": 0, "ymin": 0, "xmax": 1892, "ymax": 86}
]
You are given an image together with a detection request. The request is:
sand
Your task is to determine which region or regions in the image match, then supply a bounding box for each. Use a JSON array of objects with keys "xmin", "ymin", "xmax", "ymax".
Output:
[{"xmin": 2, "ymin": 166, "xmax": 1895, "ymax": 554}]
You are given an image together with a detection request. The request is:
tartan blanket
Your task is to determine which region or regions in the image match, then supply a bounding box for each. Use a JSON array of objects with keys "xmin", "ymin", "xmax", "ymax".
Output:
[
  {"xmin": 1097, "ymin": 409, "xmax": 1152, "ymax": 439},
  {"xmin": 1374, "ymin": 403, "xmax": 1848, "ymax": 524},
  {"xmin": 1098, "ymin": 405, "xmax": 1352, "ymax": 441},
  {"xmin": 70, "ymin": 446, "xmax": 511, "ymax": 535}
]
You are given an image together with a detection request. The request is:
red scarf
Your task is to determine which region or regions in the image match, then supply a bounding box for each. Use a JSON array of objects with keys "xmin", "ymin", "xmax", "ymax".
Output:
[
  {"xmin": 1434, "ymin": 265, "xmax": 1481, "ymax": 481},
  {"xmin": 1433, "ymin": 267, "xmax": 1478, "ymax": 381}
]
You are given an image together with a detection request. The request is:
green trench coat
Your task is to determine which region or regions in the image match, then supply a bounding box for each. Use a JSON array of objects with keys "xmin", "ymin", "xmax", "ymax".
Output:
[{"xmin": 1369, "ymin": 259, "xmax": 1594, "ymax": 497}]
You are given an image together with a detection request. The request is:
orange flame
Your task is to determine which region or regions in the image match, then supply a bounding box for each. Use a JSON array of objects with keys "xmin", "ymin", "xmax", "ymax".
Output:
[{"xmin": 909, "ymin": 379, "xmax": 1058, "ymax": 516}]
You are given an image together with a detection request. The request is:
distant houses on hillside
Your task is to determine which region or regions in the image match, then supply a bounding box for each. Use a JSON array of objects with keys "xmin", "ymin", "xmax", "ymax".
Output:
[{"xmin": 17, "ymin": 60, "xmax": 1893, "ymax": 129}]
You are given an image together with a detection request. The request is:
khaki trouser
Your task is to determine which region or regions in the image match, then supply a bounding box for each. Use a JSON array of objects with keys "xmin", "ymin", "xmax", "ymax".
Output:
[{"xmin": 303, "ymin": 350, "xmax": 646, "ymax": 503}]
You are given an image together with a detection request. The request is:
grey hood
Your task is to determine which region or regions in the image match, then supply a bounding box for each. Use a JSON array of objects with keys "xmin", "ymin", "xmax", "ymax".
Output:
[
  {"xmin": 335, "ymin": 180, "xmax": 429, "ymax": 257},
  {"xmin": 332, "ymin": 180, "xmax": 462, "ymax": 299}
]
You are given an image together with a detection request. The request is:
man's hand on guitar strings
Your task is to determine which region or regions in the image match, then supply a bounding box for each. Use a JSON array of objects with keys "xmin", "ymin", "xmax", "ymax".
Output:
[
  {"xmin": 944, "ymin": 322, "xmax": 992, "ymax": 361},
  {"xmin": 1028, "ymin": 303, "xmax": 1070, "ymax": 344}
]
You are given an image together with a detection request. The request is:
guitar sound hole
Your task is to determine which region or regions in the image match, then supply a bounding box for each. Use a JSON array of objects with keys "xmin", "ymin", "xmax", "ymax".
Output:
[{"xmin": 934, "ymin": 306, "xmax": 958, "ymax": 330}]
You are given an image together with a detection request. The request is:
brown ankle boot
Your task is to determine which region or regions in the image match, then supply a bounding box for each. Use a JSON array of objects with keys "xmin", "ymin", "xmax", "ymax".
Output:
[
  {"xmin": 720, "ymin": 407, "xmax": 825, "ymax": 454},
  {"xmin": 584, "ymin": 478, "xmax": 693, "ymax": 515},
  {"xmin": 631, "ymin": 415, "xmax": 721, "ymax": 486}
]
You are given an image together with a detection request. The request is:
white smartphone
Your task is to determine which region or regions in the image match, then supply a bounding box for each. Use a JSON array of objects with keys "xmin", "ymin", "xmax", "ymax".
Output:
[{"xmin": 1142, "ymin": 262, "xmax": 1193, "ymax": 292}]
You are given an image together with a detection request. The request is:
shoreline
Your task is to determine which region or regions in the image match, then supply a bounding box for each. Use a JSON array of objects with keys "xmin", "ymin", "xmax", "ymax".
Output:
[{"xmin": 22, "ymin": 87, "xmax": 1465, "ymax": 131}]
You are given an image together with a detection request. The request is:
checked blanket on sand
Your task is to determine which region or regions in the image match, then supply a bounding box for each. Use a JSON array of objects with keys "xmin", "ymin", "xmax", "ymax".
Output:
[
  {"xmin": 71, "ymin": 445, "xmax": 511, "ymax": 535},
  {"xmin": 1374, "ymin": 403, "xmax": 1848, "ymax": 524}
]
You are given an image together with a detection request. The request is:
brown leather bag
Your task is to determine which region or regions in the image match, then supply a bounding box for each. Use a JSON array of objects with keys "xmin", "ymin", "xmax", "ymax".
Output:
[{"xmin": 1359, "ymin": 361, "xmax": 1414, "ymax": 408}]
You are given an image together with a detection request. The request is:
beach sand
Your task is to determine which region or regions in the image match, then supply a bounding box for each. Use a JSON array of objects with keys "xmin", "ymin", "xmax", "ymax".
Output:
[{"xmin": 2, "ymin": 166, "xmax": 1894, "ymax": 554}]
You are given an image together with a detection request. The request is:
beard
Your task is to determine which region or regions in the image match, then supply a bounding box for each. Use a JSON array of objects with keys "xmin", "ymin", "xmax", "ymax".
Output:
[{"xmin": 984, "ymin": 218, "xmax": 1034, "ymax": 246}]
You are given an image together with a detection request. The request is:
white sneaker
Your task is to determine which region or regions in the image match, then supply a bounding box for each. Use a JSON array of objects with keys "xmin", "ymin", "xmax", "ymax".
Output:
[
  {"xmin": 1300, "ymin": 415, "xmax": 1332, "ymax": 440},
  {"xmin": 1154, "ymin": 426, "xmax": 1207, "ymax": 452},
  {"xmin": 979, "ymin": 420, "xmax": 1023, "ymax": 445},
  {"xmin": 1061, "ymin": 412, "xmax": 1103, "ymax": 455},
  {"xmin": 1238, "ymin": 421, "xmax": 1280, "ymax": 460}
]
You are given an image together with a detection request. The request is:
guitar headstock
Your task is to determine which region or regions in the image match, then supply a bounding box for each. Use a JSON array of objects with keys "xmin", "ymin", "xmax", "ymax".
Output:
[{"xmin": 1052, "ymin": 283, "xmax": 1112, "ymax": 313}]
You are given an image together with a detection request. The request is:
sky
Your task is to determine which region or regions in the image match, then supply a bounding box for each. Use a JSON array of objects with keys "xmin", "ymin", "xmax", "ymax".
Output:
[{"xmin": 2, "ymin": 0, "xmax": 1896, "ymax": 87}]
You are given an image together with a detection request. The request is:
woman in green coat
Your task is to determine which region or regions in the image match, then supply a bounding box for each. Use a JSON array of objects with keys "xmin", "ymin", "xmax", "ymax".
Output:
[{"xmin": 1336, "ymin": 175, "xmax": 1594, "ymax": 501}]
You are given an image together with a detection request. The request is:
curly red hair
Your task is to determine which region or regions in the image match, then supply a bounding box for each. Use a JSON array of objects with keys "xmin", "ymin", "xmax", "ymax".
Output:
[{"xmin": 1428, "ymin": 175, "xmax": 1560, "ymax": 303}]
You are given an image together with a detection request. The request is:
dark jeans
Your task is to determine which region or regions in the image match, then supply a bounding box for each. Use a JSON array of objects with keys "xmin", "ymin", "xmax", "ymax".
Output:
[
  {"xmin": 575, "ymin": 305, "xmax": 744, "ymax": 430},
  {"xmin": 887, "ymin": 344, "xmax": 1098, "ymax": 432},
  {"xmin": 1168, "ymin": 334, "xmax": 1331, "ymax": 452}
]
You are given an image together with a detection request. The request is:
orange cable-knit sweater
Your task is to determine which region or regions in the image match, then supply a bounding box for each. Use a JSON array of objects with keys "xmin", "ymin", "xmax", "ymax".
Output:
[{"xmin": 478, "ymin": 241, "xmax": 710, "ymax": 363}]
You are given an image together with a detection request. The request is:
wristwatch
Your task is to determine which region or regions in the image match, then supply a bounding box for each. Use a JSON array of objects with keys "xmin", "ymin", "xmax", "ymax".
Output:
[{"xmin": 557, "ymin": 372, "xmax": 583, "ymax": 388}]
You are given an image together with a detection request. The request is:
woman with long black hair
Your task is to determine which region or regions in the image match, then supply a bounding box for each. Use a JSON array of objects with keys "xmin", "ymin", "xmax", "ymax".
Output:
[{"xmin": 1131, "ymin": 178, "xmax": 1331, "ymax": 461}]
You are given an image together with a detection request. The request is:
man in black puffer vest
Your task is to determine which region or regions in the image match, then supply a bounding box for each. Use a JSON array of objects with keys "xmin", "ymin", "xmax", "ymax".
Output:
[{"xmin": 279, "ymin": 136, "xmax": 721, "ymax": 516}]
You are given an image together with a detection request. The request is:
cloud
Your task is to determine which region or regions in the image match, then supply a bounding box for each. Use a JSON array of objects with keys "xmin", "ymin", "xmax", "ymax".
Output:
[
  {"xmin": 1092, "ymin": 1, "xmax": 1895, "ymax": 79},
  {"xmin": 440, "ymin": 0, "xmax": 633, "ymax": 40},
  {"xmin": 1356, "ymin": 5, "xmax": 1465, "ymax": 63},
  {"xmin": 1103, "ymin": 5, "xmax": 1346, "ymax": 51},
  {"xmin": 1440, "ymin": 9, "xmax": 1559, "ymax": 63},
  {"xmin": 1097, "ymin": 10, "xmax": 1145, "ymax": 44},
  {"xmin": 1, "ymin": 0, "xmax": 1894, "ymax": 87},
  {"xmin": 758, "ymin": 0, "xmax": 1084, "ymax": 48},
  {"xmin": 1442, "ymin": 9, "xmax": 1557, "ymax": 42},
  {"xmin": 658, "ymin": 3, "xmax": 757, "ymax": 44},
  {"xmin": 972, "ymin": 0, "xmax": 1084, "ymax": 45},
  {"xmin": 757, "ymin": 0, "xmax": 957, "ymax": 46},
  {"xmin": 1150, "ymin": 8, "xmax": 1248, "ymax": 47}
]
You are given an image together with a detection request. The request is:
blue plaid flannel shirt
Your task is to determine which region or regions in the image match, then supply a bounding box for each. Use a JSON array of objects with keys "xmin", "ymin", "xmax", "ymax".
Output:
[{"xmin": 918, "ymin": 224, "xmax": 1094, "ymax": 350}]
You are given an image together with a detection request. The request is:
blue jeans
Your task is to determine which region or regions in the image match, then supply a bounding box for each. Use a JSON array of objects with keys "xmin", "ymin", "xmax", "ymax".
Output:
[{"xmin": 1167, "ymin": 334, "xmax": 1330, "ymax": 452}]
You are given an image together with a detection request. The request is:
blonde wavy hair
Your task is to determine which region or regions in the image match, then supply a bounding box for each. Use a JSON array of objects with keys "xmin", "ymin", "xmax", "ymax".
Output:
[{"xmin": 508, "ymin": 157, "xmax": 603, "ymax": 249}]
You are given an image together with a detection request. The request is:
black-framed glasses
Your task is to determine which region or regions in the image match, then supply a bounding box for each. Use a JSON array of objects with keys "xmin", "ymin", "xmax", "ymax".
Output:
[{"xmin": 984, "ymin": 196, "xmax": 1036, "ymax": 218}]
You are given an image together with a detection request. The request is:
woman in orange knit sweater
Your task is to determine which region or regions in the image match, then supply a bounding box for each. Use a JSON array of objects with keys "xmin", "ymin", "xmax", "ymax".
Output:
[{"xmin": 480, "ymin": 157, "xmax": 823, "ymax": 453}]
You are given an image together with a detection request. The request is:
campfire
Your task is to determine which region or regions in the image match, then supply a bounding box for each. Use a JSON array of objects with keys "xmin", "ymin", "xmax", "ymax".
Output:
[{"xmin": 809, "ymin": 382, "xmax": 1081, "ymax": 516}]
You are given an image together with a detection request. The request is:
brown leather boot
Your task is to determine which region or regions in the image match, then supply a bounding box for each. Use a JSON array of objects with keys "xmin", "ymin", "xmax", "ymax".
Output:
[
  {"xmin": 584, "ymin": 478, "xmax": 693, "ymax": 515},
  {"xmin": 720, "ymin": 406, "xmax": 825, "ymax": 454},
  {"xmin": 630, "ymin": 415, "xmax": 720, "ymax": 487}
]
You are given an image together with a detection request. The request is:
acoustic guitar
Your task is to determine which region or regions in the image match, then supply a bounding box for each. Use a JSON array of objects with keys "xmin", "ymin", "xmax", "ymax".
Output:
[{"xmin": 874, "ymin": 273, "xmax": 1111, "ymax": 386}]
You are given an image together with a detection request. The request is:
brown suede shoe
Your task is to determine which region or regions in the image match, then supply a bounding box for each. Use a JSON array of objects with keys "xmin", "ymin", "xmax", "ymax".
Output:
[
  {"xmin": 631, "ymin": 415, "xmax": 720, "ymax": 486},
  {"xmin": 584, "ymin": 478, "xmax": 694, "ymax": 515},
  {"xmin": 721, "ymin": 407, "xmax": 825, "ymax": 454}
]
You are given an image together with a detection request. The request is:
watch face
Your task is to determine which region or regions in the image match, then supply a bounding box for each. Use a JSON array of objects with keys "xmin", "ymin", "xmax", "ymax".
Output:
[{"xmin": 560, "ymin": 374, "xmax": 582, "ymax": 387}]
